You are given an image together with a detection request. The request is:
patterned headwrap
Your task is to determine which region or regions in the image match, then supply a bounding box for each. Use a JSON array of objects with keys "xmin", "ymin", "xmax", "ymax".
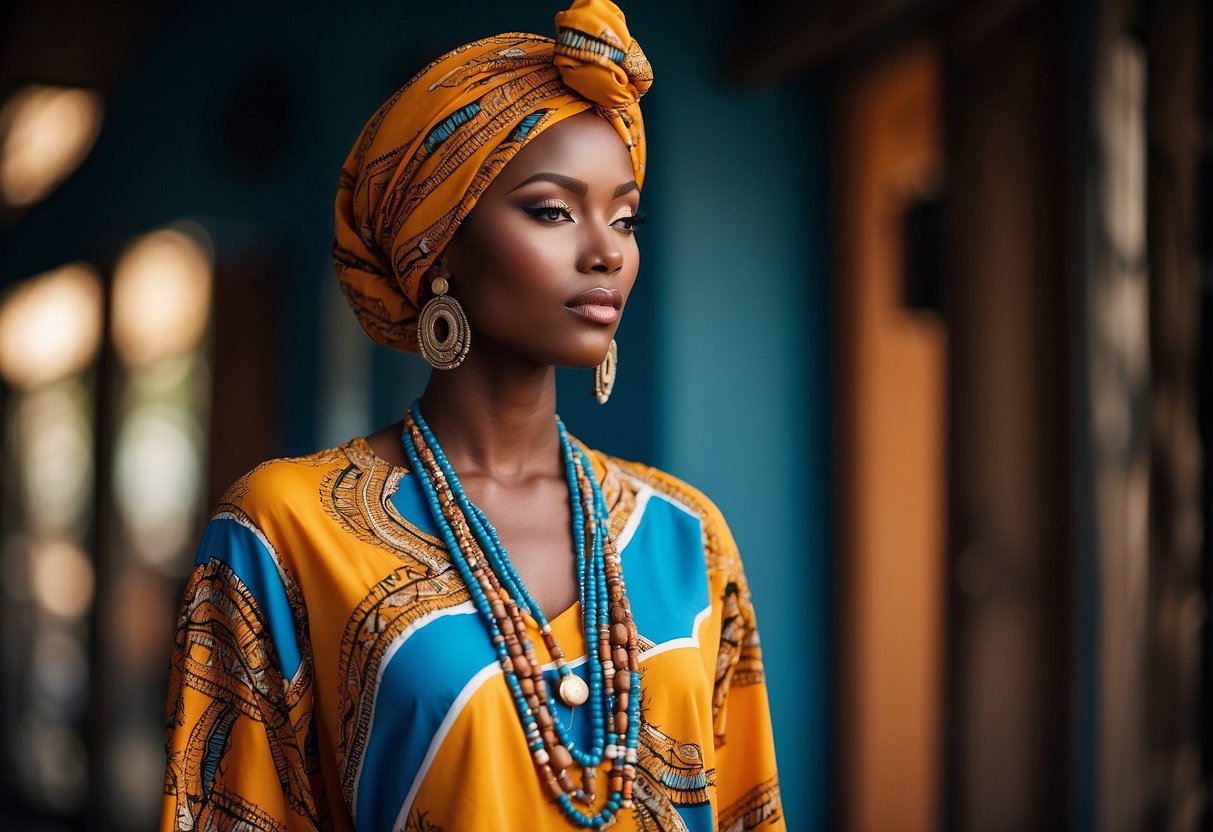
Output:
[{"xmin": 333, "ymin": 0, "xmax": 652, "ymax": 352}]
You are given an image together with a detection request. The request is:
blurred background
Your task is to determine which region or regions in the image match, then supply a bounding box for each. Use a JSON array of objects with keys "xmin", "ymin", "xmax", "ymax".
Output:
[{"xmin": 0, "ymin": 0, "xmax": 1208, "ymax": 829}]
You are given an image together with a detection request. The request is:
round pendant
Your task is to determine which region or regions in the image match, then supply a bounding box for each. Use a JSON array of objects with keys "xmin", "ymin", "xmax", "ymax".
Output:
[{"xmin": 558, "ymin": 674, "xmax": 589, "ymax": 707}]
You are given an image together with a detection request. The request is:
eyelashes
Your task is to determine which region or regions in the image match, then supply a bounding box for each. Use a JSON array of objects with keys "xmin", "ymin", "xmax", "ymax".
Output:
[
  {"xmin": 521, "ymin": 200, "xmax": 646, "ymax": 233},
  {"xmin": 614, "ymin": 211, "xmax": 646, "ymax": 232},
  {"xmin": 521, "ymin": 200, "xmax": 574, "ymax": 223}
]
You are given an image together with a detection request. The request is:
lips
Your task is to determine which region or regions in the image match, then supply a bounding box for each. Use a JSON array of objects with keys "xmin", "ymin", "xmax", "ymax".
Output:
[{"xmin": 566, "ymin": 288, "xmax": 622, "ymax": 324}]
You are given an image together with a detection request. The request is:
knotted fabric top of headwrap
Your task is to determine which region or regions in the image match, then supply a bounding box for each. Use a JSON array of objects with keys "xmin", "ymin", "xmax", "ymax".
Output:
[{"xmin": 333, "ymin": 0, "xmax": 652, "ymax": 352}]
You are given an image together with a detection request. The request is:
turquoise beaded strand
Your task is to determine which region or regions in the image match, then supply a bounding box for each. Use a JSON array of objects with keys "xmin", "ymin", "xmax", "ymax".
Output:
[
  {"xmin": 409, "ymin": 407, "xmax": 609, "ymax": 767},
  {"xmin": 401, "ymin": 406, "xmax": 641, "ymax": 826}
]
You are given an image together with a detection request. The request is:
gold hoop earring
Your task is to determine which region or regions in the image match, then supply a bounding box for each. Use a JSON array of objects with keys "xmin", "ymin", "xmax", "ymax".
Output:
[
  {"xmin": 593, "ymin": 339, "xmax": 617, "ymax": 404},
  {"xmin": 418, "ymin": 276, "xmax": 470, "ymax": 370}
]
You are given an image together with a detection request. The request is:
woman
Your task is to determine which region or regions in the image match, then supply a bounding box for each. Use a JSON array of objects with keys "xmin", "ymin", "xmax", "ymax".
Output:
[{"xmin": 162, "ymin": 2, "xmax": 782, "ymax": 830}]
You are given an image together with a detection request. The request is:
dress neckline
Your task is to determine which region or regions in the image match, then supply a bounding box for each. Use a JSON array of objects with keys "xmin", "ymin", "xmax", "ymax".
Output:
[
  {"xmin": 343, "ymin": 434, "xmax": 609, "ymax": 643},
  {"xmin": 344, "ymin": 433, "xmax": 612, "ymax": 485}
]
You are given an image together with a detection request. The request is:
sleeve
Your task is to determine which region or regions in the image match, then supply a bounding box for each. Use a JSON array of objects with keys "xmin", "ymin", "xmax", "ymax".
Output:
[
  {"xmin": 161, "ymin": 511, "xmax": 327, "ymax": 832},
  {"xmin": 706, "ymin": 510, "xmax": 785, "ymax": 832}
]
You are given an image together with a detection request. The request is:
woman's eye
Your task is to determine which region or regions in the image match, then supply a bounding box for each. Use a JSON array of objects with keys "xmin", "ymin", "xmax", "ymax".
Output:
[
  {"xmin": 523, "ymin": 203, "xmax": 573, "ymax": 223},
  {"xmin": 613, "ymin": 212, "xmax": 647, "ymax": 233}
]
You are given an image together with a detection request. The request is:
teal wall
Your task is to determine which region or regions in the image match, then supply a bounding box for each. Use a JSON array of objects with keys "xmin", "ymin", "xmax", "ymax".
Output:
[
  {"xmin": 0, "ymin": 2, "xmax": 831, "ymax": 827},
  {"xmin": 640, "ymin": 24, "xmax": 832, "ymax": 832}
]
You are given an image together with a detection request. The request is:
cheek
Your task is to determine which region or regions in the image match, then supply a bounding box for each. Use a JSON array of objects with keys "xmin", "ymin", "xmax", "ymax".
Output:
[
  {"xmin": 618, "ymin": 245, "xmax": 641, "ymax": 304},
  {"xmin": 465, "ymin": 219, "xmax": 561, "ymax": 275},
  {"xmin": 449, "ymin": 227, "xmax": 567, "ymax": 330}
]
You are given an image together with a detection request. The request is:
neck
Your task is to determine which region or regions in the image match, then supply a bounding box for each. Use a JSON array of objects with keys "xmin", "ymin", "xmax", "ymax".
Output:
[{"xmin": 418, "ymin": 348, "xmax": 561, "ymax": 479}]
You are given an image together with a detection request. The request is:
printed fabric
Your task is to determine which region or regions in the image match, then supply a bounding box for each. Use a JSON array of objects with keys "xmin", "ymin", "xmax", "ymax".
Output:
[{"xmin": 162, "ymin": 439, "xmax": 783, "ymax": 831}]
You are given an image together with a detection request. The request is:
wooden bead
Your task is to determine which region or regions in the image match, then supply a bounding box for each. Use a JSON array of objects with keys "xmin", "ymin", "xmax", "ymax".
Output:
[
  {"xmin": 610, "ymin": 606, "xmax": 625, "ymax": 624},
  {"xmin": 543, "ymin": 769, "xmax": 564, "ymax": 801},
  {"xmin": 610, "ymin": 774, "xmax": 624, "ymax": 793},
  {"xmin": 617, "ymin": 692, "xmax": 629, "ymax": 711},
  {"xmin": 520, "ymin": 677, "xmax": 535, "ymax": 697},
  {"xmin": 615, "ymin": 712, "xmax": 629, "ymax": 734},
  {"xmin": 615, "ymin": 672, "xmax": 631, "ymax": 693},
  {"xmin": 551, "ymin": 744, "xmax": 573, "ymax": 773},
  {"xmin": 611, "ymin": 623, "xmax": 628, "ymax": 645},
  {"xmin": 513, "ymin": 655, "xmax": 531, "ymax": 677},
  {"xmin": 536, "ymin": 706, "xmax": 553, "ymax": 728},
  {"xmin": 613, "ymin": 647, "xmax": 627, "ymax": 668}
]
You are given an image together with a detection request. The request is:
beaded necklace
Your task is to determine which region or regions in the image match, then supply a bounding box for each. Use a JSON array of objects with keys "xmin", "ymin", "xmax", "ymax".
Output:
[{"xmin": 401, "ymin": 404, "xmax": 642, "ymax": 828}]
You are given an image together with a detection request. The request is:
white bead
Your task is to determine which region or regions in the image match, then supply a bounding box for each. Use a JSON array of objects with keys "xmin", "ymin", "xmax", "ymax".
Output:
[{"xmin": 559, "ymin": 674, "xmax": 589, "ymax": 707}]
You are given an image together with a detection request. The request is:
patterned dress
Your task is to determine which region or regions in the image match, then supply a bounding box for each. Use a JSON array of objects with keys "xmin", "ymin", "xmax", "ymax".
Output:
[{"xmin": 162, "ymin": 438, "xmax": 783, "ymax": 831}]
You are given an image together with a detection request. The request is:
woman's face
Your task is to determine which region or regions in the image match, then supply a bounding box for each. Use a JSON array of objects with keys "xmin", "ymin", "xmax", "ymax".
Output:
[{"xmin": 440, "ymin": 111, "xmax": 642, "ymax": 369}]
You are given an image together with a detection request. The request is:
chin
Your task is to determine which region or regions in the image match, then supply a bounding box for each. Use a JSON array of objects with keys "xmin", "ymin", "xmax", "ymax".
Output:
[
  {"xmin": 554, "ymin": 351, "xmax": 607, "ymax": 370},
  {"xmin": 537, "ymin": 339, "xmax": 611, "ymax": 370},
  {"xmin": 521, "ymin": 323, "xmax": 612, "ymax": 368},
  {"xmin": 567, "ymin": 334, "xmax": 616, "ymax": 369}
]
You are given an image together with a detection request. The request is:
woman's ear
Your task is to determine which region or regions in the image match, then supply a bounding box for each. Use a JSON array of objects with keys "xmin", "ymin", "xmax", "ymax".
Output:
[
  {"xmin": 426, "ymin": 258, "xmax": 451, "ymax": 281},
  {"xmin": 422, "ymin": 258, "xmax": 455, "ymax": 301}
]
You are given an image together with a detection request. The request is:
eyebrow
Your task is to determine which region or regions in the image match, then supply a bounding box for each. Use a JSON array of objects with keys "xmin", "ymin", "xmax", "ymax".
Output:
[
  {"xmin": 613, "ymin": 180, "xmax": 639, "ymax": 198},
  {"xmin": 507, "ymin": 172, "xmax": 639, "ymax": 199}
]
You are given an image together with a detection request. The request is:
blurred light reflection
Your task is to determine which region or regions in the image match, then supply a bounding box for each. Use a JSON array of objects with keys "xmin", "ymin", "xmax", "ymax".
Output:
[
  {"xmin": 0, "ymin": 264, "xmax": 101, "ymax": 392},
  {"xmin": 0, "ymin": 85, "xmax": 103, "ymax": 208},
  {"xmin": 112, "ymin": 225, "xmax": 213, "ymax": 369},
  {"xmin": 113, "ymin": 403, "xmax": 202, "ymax": 570},
  {"xmin": 29, "ymin": 539, "xmax": 94, "ymax": 620},
  {"xmin": 31, "ymin": 631, "xmax": 88, "ymax": 712},
  {"xmin": 16, "ymin": 381, "xmax": 94, "ymax": 535}
]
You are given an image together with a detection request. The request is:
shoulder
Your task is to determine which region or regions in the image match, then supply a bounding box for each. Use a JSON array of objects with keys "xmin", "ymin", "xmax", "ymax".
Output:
[
  {"xmin": 214, "ymin": 442, "xmax": 358, "ymax": 524},
  {"xmin": 193, "ymin": 442, "xmax": 364, "ymax": 609},
  {"xmin": 586, "ymin": 449, "xmax": 741, "ymax": 574}
]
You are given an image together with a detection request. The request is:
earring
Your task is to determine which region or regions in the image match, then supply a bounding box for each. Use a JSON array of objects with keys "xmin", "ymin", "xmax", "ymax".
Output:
[
  {"xmin": 418, "ymin": 274, "xmax": 470, "ymax": 370},
  {"xmin": 593, "ymin": 339, "xmax": 618, "ymax": 404}
]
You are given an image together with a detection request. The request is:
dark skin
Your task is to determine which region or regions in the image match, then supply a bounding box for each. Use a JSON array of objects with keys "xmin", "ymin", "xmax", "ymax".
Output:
[{"xmin": 365, "ymin": 112, "xmax": 642, "ymax": 621}]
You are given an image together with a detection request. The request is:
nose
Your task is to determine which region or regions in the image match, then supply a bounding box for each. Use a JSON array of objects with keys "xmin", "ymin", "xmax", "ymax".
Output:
[{"xmin": 577, "ymin": 226, "xmax": 624, "ymax": 275}]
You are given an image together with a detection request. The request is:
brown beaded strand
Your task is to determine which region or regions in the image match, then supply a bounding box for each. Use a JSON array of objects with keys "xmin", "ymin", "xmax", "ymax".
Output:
[
  {"xmin": 406, "ymin": 421, "xmax": 611, "ymax": 807},
  {"xmin": 405, "ymin": 416, "xmax": 644, "ymax": 813},
  {"xmin": 410, "ymin": 430, "xmax": 576, "ymax": 798}
]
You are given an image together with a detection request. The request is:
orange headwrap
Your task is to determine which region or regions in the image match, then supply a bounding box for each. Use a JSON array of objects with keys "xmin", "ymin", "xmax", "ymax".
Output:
[{"xmin": 333, "ymin": 0, "xmax": 652, "ymax": 352}]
